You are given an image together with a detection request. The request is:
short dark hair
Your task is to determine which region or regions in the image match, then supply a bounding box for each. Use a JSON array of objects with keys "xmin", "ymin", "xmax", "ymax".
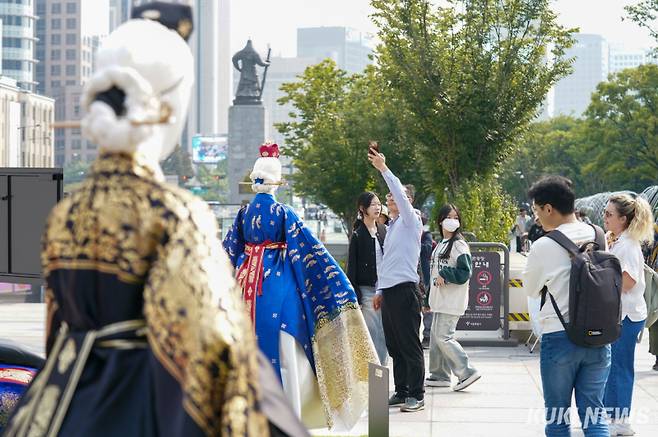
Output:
[
  {"xmin": 527, "ymin": 176, "xmax": 575, "ymax": 215},
  {"xmin": 404, "ymin": 184, "xmax": 415, "ymax": 202}
]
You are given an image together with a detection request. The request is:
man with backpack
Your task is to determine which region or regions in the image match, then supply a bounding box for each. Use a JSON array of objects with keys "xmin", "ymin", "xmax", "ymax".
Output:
[{"xmin": 523, "ymin": 176, "xmax": 622, "ymax": 437}]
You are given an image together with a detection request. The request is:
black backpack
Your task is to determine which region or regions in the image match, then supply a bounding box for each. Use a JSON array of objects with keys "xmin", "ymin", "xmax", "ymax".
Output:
[{"xmin": 540, "ymin": 224, "xmax": 622, "ymax": 348}]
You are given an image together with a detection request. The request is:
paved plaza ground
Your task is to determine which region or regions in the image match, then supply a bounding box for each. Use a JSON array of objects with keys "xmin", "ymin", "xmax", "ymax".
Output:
[{"xmin": 1, "ymin": 303, "xmax": 657, "ymax": 437}]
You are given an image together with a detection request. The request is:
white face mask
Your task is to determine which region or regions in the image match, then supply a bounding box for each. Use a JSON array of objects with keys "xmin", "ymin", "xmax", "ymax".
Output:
[{"xmin": 442, "ymin": 218, "xmax": 460, "ymax": 232}]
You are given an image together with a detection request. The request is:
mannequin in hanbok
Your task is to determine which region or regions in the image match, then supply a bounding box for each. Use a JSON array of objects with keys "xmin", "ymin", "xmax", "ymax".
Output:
[
  {"xmin": 2, "ymin": 3, "xmax": 292, "ymax": 436},
  {"xmin": 223, "ymin": 144, "xmax": 378, "ymax": 431}
]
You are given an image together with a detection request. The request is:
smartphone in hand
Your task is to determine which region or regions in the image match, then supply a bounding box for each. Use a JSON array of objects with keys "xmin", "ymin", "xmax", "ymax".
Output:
[{"xmin": 368, "ymin": 140, "xmax": 380, "ymax": 154}]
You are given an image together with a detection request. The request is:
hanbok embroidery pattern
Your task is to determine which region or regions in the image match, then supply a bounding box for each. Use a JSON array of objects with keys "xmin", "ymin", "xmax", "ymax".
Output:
[{"xmin": 223, "ymin": 143, "xmax": 377, "ymax": 430}]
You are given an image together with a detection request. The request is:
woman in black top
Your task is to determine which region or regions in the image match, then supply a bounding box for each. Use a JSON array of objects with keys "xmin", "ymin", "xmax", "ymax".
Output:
[{"xmin": 347, "ymin": 192, "xmax": 388, "ymax": 365}]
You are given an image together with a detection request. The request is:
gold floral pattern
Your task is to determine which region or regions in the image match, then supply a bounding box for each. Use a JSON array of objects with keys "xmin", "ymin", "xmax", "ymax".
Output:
[
  {"xmin": 40, "ymin": 152, "xmax": 268, "ymax": 436},
  {"xmin": 312, "ymin": 306, "xmax": 378, "ymax": 429}
]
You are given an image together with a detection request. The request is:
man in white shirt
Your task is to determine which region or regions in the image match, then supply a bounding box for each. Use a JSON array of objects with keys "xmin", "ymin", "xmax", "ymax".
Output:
[
  {"xmin": 368, "ymin": 147, "xmax": 425, "ymax": 413},
  {"xmin": 523, "ymin": 176, "xmax": 611, "ymax": 437}
]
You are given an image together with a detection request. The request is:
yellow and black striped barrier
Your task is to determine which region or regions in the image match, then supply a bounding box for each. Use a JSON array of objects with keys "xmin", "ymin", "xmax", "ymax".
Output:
[
  {"xmin": 508, "ymin": 312, "xmax": 530, "ymax": 321},
  {"xmin": 509, "ymin": 279, "xmax": 523, "ymax": 288}
]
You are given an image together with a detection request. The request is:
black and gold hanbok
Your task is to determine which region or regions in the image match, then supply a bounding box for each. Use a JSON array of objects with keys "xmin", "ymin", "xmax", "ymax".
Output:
[{"xmin": 3, "ymin": 152, "xmax": 269, "ymax": 436}]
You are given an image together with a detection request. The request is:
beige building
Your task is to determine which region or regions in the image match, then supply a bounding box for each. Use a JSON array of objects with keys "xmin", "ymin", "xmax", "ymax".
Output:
[
  {"xmin": 35, "ymin": 0, "xmax": 108, "ymax": 166},
  {"xmin": 0, "ymin": 76, "xmax": 54, "ymax": 168}
]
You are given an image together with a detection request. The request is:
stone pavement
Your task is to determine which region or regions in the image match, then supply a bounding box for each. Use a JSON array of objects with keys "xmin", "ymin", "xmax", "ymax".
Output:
[
  {"xmin": 2, "ymin": 303, "xmax": 657, "ymax": 436},
  {"xmin": 311, "ymin": 338, "xmax": 658, "ymax": 437}
]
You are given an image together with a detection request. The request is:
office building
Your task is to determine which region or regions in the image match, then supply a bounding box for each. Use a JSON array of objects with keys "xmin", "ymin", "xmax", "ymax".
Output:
[
  {"xmin": 0, "ymin": 75, "xmax": 54, "ymax": 167},
  {"xmin": 0, "ymin": 0, "xmax": 38, "ymax": 91},
  {"xmin": 35, "ymin": 0, "xmax": 108, "ymax": 165},
  {"xmin": 297, "ymin": 26, "xmax": 372, "ymax": 74},
  {"xmin": 553, "ymin": 34, "xmax": 608, "ymax": 117}
]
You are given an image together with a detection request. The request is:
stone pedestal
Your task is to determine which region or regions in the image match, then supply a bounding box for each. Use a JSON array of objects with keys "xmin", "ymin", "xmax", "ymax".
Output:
[{"xmin": 228, "ymin": 104, "xmax": 267, "ymax": 205}]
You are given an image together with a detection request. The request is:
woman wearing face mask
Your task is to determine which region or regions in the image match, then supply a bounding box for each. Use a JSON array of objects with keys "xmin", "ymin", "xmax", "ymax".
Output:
[
  {"xmin": 347, "ymin": 192, "xmax": 388, "ymax": 366},
  {"xmin": 425, "ymin": 204, "xmax": 481, "ymax": 391},
  {"xmin": 603, "ymin": 194, "xmax": 655, "ymax": 436}
]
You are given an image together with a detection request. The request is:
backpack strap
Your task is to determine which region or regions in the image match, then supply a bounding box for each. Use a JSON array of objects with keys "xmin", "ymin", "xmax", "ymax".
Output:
[
  {"xmin": 543, "ymin": 230, "xmax": 580, "ymax": 257},
  {"xmin": 539, "ymin": 286, "xmax": 569, "ymax": 331},
  {"xmin": 590, "ymin": 224, "xmax": 606, "ymax": 250}
]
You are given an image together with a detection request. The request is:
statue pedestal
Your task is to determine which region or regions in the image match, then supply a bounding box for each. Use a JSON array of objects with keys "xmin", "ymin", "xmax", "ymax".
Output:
[{"xmin": 228, "ymin": 104, "xmax": 268, "ymax": 205}]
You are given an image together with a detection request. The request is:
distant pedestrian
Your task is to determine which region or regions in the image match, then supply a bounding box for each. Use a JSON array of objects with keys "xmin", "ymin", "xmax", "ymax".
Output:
[
  {"xmin": 645, "ymin": 221, "xmax": 658, "ymax": 372},
  {"xmin": 425, "ymin": 204, "xmax": 480, "ymax": 391},
  {"xmin": 578, "ymin": 209, "xmax": 593, "ymax": 225},
  {"xmin": 378, "ymin": 206, "xmax": 390, "ymax": 226},
  {"xmin": 528, "ymin": 216, "xmax": 545, "ymax": 243},
  {"xmin": 603, "ymin": 194, "xmax": 655, "ymax": 436},
  {"xmin": 420, "ymin": 215, "xmax": 434, "ymax": 349},
  {"xmin": 514, "ymin": 207, "xmax": 532, "ymax": 252}
]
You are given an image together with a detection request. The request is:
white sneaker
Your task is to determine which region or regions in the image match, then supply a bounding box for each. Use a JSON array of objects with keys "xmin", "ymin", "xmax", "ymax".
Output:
[
  {"xmin": 453, "ymin": 371, "xmax": 481, "ymax": 391},
  {"xmin": 612, "ymin": 421, "xmax": 635, "ymax": 436}
]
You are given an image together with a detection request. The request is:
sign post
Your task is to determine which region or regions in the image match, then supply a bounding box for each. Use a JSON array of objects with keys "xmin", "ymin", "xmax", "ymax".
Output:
[
  {"xmin": 458, "ymin": 251, "xmax": 501, "ymax": 331},
  {"xmin": 368, "ymin": 362, "xmax": 389, "ymax": 437}
]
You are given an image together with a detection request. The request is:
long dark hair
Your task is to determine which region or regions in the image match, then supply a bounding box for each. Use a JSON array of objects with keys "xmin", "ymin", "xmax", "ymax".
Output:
[
  {"xmin": 436, "ymin": 203, "xmax": 463, "ymax": 259},
  {"xmin": 353, "ymin": 191, "xmax": 378, "ymax": 231}
]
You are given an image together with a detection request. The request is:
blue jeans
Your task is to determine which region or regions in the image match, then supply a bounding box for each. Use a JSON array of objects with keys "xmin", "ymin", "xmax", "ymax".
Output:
[
  {"xmin": 604, "ymin": 316, "xmax": 645, "ymax": 421},
  {"xmin": 540, "ymin": 331, "xmax": 611, "ymax": 437},
  {"xmin": 360, "ymin": 286, "xmax": 388, "ymax": 366},
  {"xmin": 422, "ymin": 311, "xmax": 433, "ymax": 340},
  {"xmin": 428, "ymin": 313, "xmax": 477, "ymax": 381}
]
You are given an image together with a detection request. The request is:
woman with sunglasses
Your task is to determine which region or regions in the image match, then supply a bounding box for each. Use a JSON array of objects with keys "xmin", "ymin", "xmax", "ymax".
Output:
[{"xmin": 603, "ymin": 194, "xmax": 655, "ymax": 436}]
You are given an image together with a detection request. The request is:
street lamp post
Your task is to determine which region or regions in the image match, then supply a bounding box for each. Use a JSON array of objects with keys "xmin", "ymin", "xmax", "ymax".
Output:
[{"xmin": 17, "ymin": 124, "xmax": 42, "ymax": 166}]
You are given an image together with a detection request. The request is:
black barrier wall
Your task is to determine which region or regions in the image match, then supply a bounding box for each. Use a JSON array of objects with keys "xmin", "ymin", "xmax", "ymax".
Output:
[{"xmin": 0, "ymin": 168, "xmax": 63, "ymax": 300}]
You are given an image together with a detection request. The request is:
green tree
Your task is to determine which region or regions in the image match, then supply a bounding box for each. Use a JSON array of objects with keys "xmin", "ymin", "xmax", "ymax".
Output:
[
  {"xmin": 63, "ymin": 159, "xmax": 91, "ymax": 193},
  {"xmin": 582, "ymin": 64, "xmax": 658, "ymax": 193},
  {"xmin": 277, "ymin": 60, "xmax": 425, "ymax": 233},
  {"xmin": 195, "ymin": 160, "xmax": 228, "ymax": 202},
  {"xmin": 161, "ymin": 144, "xmax": 194, "ymax": 185},
  {"xmin": 452, "ymin": 175, "xmax": 516, "ymax": 243},
  {"xmin": 625, "ymin": 0, "xmax": 658, "ymax": 50},
  {"xmin": 371, "ymin": 0, "xmax": 576, "ymax": 194},
  {"xmin": 499, "ymin": 116, "xmax": 608, "ymax": 201}
]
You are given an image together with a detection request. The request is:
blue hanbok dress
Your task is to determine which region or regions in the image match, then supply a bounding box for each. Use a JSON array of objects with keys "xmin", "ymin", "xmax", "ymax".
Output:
[{"xmin": 223, "ymin": 193, "xmax": 377, "ymax": 430}]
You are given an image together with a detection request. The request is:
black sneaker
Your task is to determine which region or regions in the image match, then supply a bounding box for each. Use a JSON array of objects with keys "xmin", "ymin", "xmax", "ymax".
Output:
[
  {"xmin": 400, "ymin": 397, "xmax": 425, "ymax": 412},
  {"xmin": 653, "ymin": 358, "xmax": 658, "ymax": 371},
  {"xmin": 421, "ymin": 337, "xmax": 430, "ymax": 349},
  {"xmin": 388, "ymin": 393, "xmax": 406, "ymax": 406}
]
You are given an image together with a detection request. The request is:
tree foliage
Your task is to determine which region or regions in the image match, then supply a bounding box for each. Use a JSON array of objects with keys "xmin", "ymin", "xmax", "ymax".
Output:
[
  {"xmin": 371, "ymin": 0, "xmax": 576, "ymax": 193},
  {"xmin": 276, "ymin": 60, "xmax": 425, "ymax": 232},
  {"xmin": 500, "ymin": 65, "xmax": 658, "ymax": 201},
  {"xmin": 161, "ymin": 144, "xmax": 195, "ymax": 185},
  {"xmin": 194, "ymin": 160, "xmax": 228, "ymax": 202},
  {"xmin": 452, "ymin": 175, "xmax": 517, "ymax": 243},
  {"xmin": 499, "ymin": 116, "xmax": 607, "ymax": 201},
  {"xmin": 583, "ymin": 64, "xmax": 658, "ymax": 192},
  {"xmin": 63, "ymin": 159, "xmax": 91, "ymax": 193},
  {"xmin": 625, "ymin": 0, "xmax": 658, "ymax": 50}
]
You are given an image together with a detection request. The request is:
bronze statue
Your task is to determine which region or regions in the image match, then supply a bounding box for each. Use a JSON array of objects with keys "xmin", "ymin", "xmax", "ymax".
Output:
[{"xmin": 233, "ymin": 40, "xmax": 270, "ymax": 104}]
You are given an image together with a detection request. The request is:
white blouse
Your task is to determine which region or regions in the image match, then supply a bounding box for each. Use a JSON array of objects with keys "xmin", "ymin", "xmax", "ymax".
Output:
[{"xmin": 610, "ymin": 232, "xmax": 648, "ymax": 322}]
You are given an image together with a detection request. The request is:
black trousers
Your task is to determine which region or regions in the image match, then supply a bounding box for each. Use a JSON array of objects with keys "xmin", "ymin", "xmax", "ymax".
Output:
[{"xmin": 381, "ymin": 282, "xmax": 425, "ymax": 400}]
